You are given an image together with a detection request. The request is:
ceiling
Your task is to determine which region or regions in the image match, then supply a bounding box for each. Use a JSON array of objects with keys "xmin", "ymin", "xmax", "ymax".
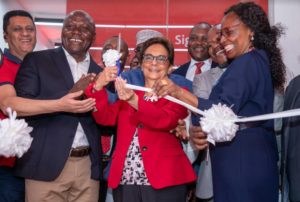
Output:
[{"xmin": 17, "ymin": 0, "xmax": 67, "ymax": 45}]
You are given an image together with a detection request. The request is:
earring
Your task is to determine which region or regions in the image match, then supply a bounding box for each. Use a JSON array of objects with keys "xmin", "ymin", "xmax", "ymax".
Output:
[{"xmin": 251, "ymin": 36, "xmax": 254, "ymax": 41}]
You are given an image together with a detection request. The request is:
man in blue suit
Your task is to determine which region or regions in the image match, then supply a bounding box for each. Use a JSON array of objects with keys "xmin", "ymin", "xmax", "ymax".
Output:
[
  {"xmin": 121, "ymin": 67, "xmax": 192, "ymax": 92},
  {"xmin": 14, "ymin": 10, "xmax": 103, "ymax": 202},
  {"xmin": 172, "ymin": 22, "xmax": 217, "ymax": 81}
]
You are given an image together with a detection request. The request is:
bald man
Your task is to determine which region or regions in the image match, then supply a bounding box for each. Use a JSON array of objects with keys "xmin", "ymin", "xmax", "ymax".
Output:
[
  {"xmin": 173, "ymin": 22, "xmax": 217, "ymax": 82},
  {"xmin": 14, "ymin": 10, "xmax": 103, "ymax": 202}
]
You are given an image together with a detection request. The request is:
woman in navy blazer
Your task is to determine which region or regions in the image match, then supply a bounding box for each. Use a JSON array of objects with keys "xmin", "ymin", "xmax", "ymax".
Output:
[
  {"xmin": 86, "ymin": 37, "xmax": 196, "ymax": 202},
  {"xmin": 152, "ymin": 2, "xmax": 286, "ymax": 202}
]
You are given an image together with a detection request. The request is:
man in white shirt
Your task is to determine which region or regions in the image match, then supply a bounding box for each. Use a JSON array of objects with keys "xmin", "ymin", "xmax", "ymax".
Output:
[
  {"xmin": 172, "ymin": 22, "xmax": 216, "ymax": 81},
  {"xmin": 14, "ymin": 10, "xmax": 104, "ymax": 202}
]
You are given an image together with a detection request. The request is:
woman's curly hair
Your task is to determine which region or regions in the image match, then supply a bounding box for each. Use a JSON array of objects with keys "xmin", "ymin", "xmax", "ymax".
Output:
[{"xmin": 225, "ymin": 2, "xmax": 286, "ymax": 89}]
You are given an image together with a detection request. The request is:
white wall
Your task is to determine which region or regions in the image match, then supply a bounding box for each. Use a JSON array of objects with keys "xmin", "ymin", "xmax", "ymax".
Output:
[
  {"xmin": 270, "ymin": 0, "xmax": 300, "ymax": 76},
  {"xmin": 0, "ymin": 0, "xmax": 52, "ymax": 52}
]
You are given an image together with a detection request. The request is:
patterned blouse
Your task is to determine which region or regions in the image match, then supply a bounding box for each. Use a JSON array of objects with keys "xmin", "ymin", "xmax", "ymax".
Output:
[{"xmin": 119, "ymin": 95, "xmax": 151, "ymax": 186}]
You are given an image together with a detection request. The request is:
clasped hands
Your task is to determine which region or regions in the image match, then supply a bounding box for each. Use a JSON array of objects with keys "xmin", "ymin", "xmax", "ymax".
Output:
[
  {"xmin": 94, "ymin": 66, "xmax": 137, "ymax": 102},
  {"xmin": 56, "ymin": 73, "xmax": 97, "ymax": 113}
]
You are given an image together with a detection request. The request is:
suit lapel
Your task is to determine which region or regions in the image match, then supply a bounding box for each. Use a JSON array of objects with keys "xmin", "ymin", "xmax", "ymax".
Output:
[
  {"xmin": 211, "ymin": 61, "xmax": 218, "ymax": 68},
  {"xmin": 51, "ymin": 46, "xmax": 74, "ymax": 90},
  {"xmin": 183, "ymin": 61, "xmax": 190, "ymax": 77},
  {"xmin": 211, "ymin": 67, "xmax": 223, "ymax": 81},
  {"xmin": 88, "ymin": 56, "xmax": 102, "ymax": 75}
]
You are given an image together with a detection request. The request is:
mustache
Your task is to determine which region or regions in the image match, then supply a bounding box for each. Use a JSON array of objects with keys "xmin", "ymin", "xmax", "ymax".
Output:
[{"xmin": 193, "ymin": 45, "xmax": 207, "ymax": 50}]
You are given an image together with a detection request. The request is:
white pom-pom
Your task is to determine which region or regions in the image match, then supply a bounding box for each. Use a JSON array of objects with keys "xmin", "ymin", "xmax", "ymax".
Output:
[
  {"xmin": 0, "ymin": 107, "xmax": 33, "ymax": 158},
  {"xmin": 200, "ymin": 103, "xmax": 239, "ymax": 145},
  {"xmin": 102, "ymin": 49, "xmax": 122, "ymax": 67}
]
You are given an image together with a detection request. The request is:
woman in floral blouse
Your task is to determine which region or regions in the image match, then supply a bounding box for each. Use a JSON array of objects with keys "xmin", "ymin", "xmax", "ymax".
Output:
[{"xmin": 86, "ymin": 37, "xmax": 196, "ymax": 202}]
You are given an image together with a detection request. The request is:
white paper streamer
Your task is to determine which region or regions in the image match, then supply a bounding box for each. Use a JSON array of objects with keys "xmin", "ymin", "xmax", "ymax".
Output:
[
  {"xmin": 125, "ymin": 84, "xmax": 300, "ymax": 144},
  {"xmin": 102, "ymin": 49, "xmax": 122, "ymax": 67},
  {"xmin": 0, "ymin": 108, "xmax": 33, "ymax": 158}
]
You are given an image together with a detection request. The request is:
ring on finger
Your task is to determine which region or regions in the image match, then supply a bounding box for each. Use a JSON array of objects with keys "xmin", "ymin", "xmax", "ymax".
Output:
[
  {"xmin": 120, "ymin": 93, "xmax": 123, "ymax": 96},
  {"xmin": 111, "ymin": 73, "xmax": 115, "ymax": 78},
  {"xmin": 161, "ymin": 79, "xmax": 168, "ymax": 86}
]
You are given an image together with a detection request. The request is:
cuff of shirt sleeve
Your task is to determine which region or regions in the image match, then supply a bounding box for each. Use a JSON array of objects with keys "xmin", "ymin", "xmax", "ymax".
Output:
[{"xmin": 197, "ymin": 97, "xmax": 213, "ymax": 111}]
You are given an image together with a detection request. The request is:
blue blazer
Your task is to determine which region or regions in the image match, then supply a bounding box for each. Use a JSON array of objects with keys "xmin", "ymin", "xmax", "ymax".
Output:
[
  {"xmin": 14, "ymin": 47, "xmax": 104, "ymax": 181},
  {"xmin": 121, "ymin": 68, "xmax": 193, "ymax": 92},
  {"xmin": 172, "ymin": 60, "xmax": 217, "ymax": 77},
  {"xmin": 105, "ymin": 68, "xmax": 193, "ymax": 104}
]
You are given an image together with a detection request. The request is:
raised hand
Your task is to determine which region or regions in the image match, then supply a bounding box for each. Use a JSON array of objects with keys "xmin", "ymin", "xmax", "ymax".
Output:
[
  {"xmin": 115, "ymin": 77, "xmax": 135, "ymax": 101},
  {"xmin": 152, "ymin": 77, "xmax": 183, "ymax": 98},
  {"xmin": 115, "ymin": 77, "xmax": 139, "ymax": 110},
  {"xmin": 93, "ymin": 66, "xmax": 118, "ymax": 91},
  {"xmin": 69, "ymin": 73, "xmax": 96, "ymax": 99}
]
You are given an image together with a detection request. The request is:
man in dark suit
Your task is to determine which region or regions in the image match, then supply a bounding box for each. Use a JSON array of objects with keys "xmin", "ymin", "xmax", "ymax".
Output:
[
  {"xmin": 281, "ymin": 75, "xmax": 300, "ymax": 202},
  {"xmin": 172, "ymin": 22, "xmax": 216, "ymax": 81},
  {"xmin": 14, "ymin": 10, "xmax": 103, "ymax": 202}
]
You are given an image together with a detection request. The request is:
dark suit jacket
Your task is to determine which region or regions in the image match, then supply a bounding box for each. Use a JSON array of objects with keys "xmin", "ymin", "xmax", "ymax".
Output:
[
  {"xmin": 282, "ymin": 75, "xmax": 300, "ymax": 201},
  {"xmin": 14, "ymin": 46, "xmax": 104, "ymax": 181},
  {"xmin": 196, "ymin": 50, "xmax": 278, "ymax": 202},
  {"xmin": 172, "ymin": 60, "xmax": 217, "ymax": 77}
]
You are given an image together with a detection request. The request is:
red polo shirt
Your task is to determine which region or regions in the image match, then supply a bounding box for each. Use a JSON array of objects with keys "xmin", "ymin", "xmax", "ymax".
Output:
[{"xmin": 0, "ymin": 48, "xmax": 22, "ymax": 167}]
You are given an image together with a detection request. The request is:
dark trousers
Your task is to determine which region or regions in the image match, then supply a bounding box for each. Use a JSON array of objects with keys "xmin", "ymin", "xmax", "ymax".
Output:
[
  {"xmin": 113, "ymin": 184, "xmax": 187, "ymax": 202},
  {"xmin": 0, "ymin": 166, "xmax": 25, "ymax": 202}
]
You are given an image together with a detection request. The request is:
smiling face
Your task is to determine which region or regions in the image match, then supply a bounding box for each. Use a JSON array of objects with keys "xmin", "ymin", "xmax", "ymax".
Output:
[
  {"xmin": 220, "ymin": 11, "xmax": 253, "ymax": 59},
  {"xmin": 61, "ymin": 11, "xmax": 96, "ymax": 62},
  {"xmin": 141, "ymin": 44, "xmax": 170, "ymax": 84},
  {"xmin": 4, "ymin": 16, "xmax": 36, "ymax": 60},
  {"xmin": 102, "ymin": 37, "xmax": 129, "ymax": 71},
  {"xmin": 207, "ymin": 26, "xmax": 228, "ymax": 68},
  {"xmin": 187, "ymin": 24, "xmax": 210, "ymax": 61}
]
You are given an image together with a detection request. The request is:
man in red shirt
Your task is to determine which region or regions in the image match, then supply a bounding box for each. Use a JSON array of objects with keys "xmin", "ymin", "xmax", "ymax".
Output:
[
  {"xmin": 0, "ymin": 10, "xmax": 36, "ymax": 202},
  {"xmin": 0, "ymin": 10, "xmax": 96, "ymax": 202}
]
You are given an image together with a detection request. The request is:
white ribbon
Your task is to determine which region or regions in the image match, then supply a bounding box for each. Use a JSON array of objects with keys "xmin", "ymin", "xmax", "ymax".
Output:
[
  {"xmin": 0, "ymin": 108, "xmax": 33, "ymax": 158},
  {"xmin": 125, "ymin": 84, "xmax": 300, "ymax": 144}
]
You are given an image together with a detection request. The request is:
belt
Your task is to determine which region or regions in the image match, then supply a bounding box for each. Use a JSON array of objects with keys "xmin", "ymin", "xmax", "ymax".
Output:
[
  {"xmin": 69, "ymin": 147, "xmax": 90, "ymax": 157},
  {"xmin": 239, "ymin": 122, "xmax": 261, "ymax": 131}
]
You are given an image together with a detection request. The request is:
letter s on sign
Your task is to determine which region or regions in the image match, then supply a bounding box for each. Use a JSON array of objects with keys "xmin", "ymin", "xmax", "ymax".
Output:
[{"xmin": 175, "ymin": 35, "xmax": 181, "ymax": 45}]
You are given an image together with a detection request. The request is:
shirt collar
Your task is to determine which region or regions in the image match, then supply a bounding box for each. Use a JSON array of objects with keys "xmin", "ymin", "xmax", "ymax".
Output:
[
  {"xmin": 4, "ymin": 48, "xmax": 22, "ymax": 64},
  {"xmin": 190, "ymin": 57, "xmax": 212, "ymax": 67},
  {"xmin": 62, "ymin": 47, "xmax": 90, "ymax": 63}
]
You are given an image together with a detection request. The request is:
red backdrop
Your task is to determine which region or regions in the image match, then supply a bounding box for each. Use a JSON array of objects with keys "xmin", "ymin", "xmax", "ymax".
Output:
[{"xmin": 67, "ymin": 0, "xmax": 268, "ymax": 69}]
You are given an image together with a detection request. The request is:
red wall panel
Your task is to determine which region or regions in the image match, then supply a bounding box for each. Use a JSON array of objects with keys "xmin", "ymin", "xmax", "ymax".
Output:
[{"xmin": 67, "ymin": 0, "xmax": 268, "ymax": 68}]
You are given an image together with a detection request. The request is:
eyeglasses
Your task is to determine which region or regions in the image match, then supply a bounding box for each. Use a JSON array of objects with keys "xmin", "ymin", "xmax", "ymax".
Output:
[
  {"xmin": 143, "ymin": 54, "xmax": 168, "ymax": 65},
  {"xmin": 220, "ymin": 22, "xmax": 244, "ymax": 38}
]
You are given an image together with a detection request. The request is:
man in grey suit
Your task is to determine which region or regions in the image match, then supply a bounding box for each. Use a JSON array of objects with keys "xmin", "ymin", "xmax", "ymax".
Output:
[{"xmin": 191, "ymin": 24, "xmax": 228, "ymax": 202}]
